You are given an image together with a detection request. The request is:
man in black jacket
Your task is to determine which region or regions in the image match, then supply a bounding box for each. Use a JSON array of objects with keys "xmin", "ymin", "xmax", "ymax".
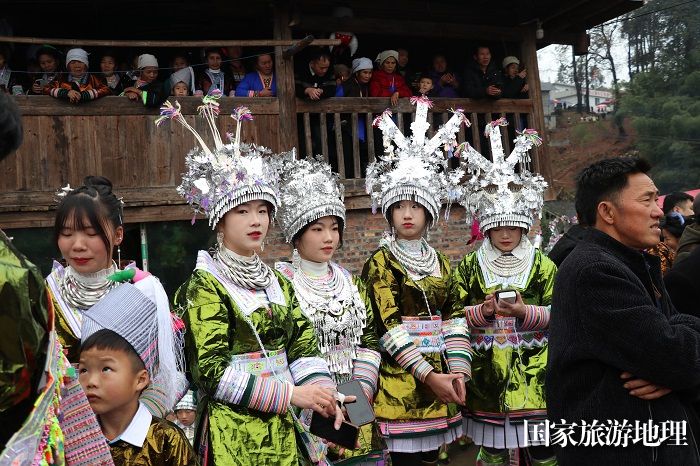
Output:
[{"xmin": 547, "ymin": 157, "xmax": 700, "ymax": 465}]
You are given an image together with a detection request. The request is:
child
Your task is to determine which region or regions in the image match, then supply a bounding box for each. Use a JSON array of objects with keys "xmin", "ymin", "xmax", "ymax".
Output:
[
  {"xmin": 78, "ymin": 283, "xmax": 196, "ymax": 465},
  {"xmin": 122, "ymin": 54, "xmax": 168, "ymax": 108},
  {"xmin": 44, "ymin": 48, "xmax": 110, "ymax": 103},
  {"xmin": 416, "ymin": 74, "xmax": 435, "ymax": 97},
  {"xmin": 174, "ymin": 390, "xmax": 196, "ymax": 446},
  {"xmin": 169, "ymin": 66, "xmax": 195, "ymax": 97}
]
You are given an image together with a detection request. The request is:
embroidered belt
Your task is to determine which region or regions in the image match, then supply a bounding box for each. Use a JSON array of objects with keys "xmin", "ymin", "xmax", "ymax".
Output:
[
  {"xmin": 401, "ymin": 315, "xmax": 445, "ymax": 354},
  {"xmin": 229, "ymin": 348, "xmax": 294, "ymax": 384}
]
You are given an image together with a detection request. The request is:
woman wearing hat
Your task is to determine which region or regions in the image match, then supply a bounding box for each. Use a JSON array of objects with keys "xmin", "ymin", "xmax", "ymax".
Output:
[
  {"xmin": 167, "ymin": 100, "xmax": 346, "ymax": 465},
  {"xmin": 43, "ymin": 48, "xmax": 110, "ymax": 103},
  {"xmin": 122, "ymin": 54, "xmax": 167, "ymax": 107},
  {"xmin": 501, "ymin": 56, "xmax": 528, "ymax": 99},
  {"xmin": 369, "ymin": 50, "xmax": 412, "ymax": 106},
  {"xmin": 362, "ymin": 98, "xmax": 471, "ymax": 465},
  {"xmin": 445, "ymin": 120, "xmax": 557, "ymax": 466}
]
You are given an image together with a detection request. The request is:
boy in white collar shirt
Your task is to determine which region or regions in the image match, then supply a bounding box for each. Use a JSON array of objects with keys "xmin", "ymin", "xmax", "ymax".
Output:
[{"xmin": 78, "ymin": 283, "xmax": 197, "ymax": 466}]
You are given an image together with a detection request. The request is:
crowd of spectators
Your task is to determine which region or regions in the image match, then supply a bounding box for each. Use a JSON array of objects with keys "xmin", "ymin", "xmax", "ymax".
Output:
[{"xmin": 0, "ymin": 43, "xmax": 531, "ymax": 105}]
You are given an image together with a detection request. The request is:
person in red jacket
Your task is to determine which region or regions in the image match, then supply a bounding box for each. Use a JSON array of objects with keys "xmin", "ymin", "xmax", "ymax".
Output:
[
  {"xmin": 43, "ymin": 48, "xmax": 110, "ymax": 104},
  {"xmin": 369, "ymin": 50, "xmax": 411, "ymax": 106}
]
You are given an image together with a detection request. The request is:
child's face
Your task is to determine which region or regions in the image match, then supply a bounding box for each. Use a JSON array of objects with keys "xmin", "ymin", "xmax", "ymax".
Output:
[
  {"xmin": 176, "ymin": 409, "xmax": 196, "ymax": 426},
  {"xmin": 68, "ymin": 61, "xmax": 87, "ymax": 78},
  {"xmin": 100, "ymin": 56, "xmax": 116, "ymax": 75},
  {"xmin": 173, "ymin": 56, "xmax": 188, "ymax": 71},
  {"xmin": 381, "ymin": 57, "xmax": 397, "ymax": 74},
  {"xmin": 38, "ymin": 54, "xmax": 58, "ymax": 73},
  {"xmin": 78, "ymin": 347, "xmax": 149, "ymax": 417},
  {"xmin": 418, "ymin": 78, "xmax": 433, "ymax": 94},
  {"xmin": 207, "ymin": 53, "xmax": 222, "ymax": 70},
  {"xmin": 173, "ymin": 82, "xmax": 188, "ymax": 96},
  {"xmin": 140, "ymin": 66, "xmax": 158, "ymax": 83}
]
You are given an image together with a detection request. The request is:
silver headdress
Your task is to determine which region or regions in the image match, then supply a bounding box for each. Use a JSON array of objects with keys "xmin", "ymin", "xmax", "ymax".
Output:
[
  {"xmin": 366, "ymin": 96, "xmax": 468, "ymax": 228},
  {"xmin": 458, "ymin": 118, "xmax": 548, "ymax": 233},
  {"xmin": 274, "ymin": 154, "xmax": 346, "ymax": 243},
  {"xmin": 156, "ymin": 90, "xmax": 286, "ymax": 229}
]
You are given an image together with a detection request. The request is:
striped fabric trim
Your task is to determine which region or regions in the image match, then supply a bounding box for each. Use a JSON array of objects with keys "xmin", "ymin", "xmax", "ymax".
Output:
[
  {"xmin": 139, "ymin": 383, "xmax": 170, "ymax": 417},
  {"xmin": 465, "ymin": 304, "xmax": 490, "ymax": 328},
  {"xmin": 215, "ymin": 366, "xmax": 252, "ymax": 405},
  {"xmin": 214, "ymin": 366, "xmax": 293, "ymax": 414},
  {"xmin": 379, "ymin": 326, "xmax": 434, "ymax": 382},
  {"xmin": 441, "ymin": 318, "xmax": 472, "ymax": 378},
  {"xmin": 289, "ymin": 356, "xmax": 335, "ymax": 389},
  {"xmin": 352, "ymin": 347, "xmax": 381, "ymax": 401},
  {"xmin": 521, "ymin": 305, "xmax": 551, "ymax": 331},
  {"xmin": 378, "ymin": 412, "xmax": 463, "ymax": 438}
]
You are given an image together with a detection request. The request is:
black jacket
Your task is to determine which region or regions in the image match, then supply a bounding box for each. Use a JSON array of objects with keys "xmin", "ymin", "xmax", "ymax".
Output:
[
  {"xmin": 547, "ymin": 228, "xmax": 700, "ymax": 465},
  {"xmin": 547, "ymin": 224, "xmax": 587, "ymax": 267},
  {"xmin": 501, "ymin": 74, "xmax": 528, "ymax": 99},
  {"xmin": 461, "ymin": 61, "xmax": 502, "ymax": 99},
  {"xmin": 294, "ymin": 65, "xmax": 336, "ymax": 100},
  {"xmin": 665, "ymin": 246, "xmax": 700, "ymax": 319}
]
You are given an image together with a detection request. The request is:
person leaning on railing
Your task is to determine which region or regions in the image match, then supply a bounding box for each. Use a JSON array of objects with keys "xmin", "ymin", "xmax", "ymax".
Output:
[{"xmin": 43, "ymin": 48, "xmax": 110, "ymax": 104}]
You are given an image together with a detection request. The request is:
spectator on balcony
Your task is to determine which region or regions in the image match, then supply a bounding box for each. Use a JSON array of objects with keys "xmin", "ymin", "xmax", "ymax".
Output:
[
  {"xmin": 122, "ymin": 54, "xmax": 167, "ymax": 108},
  {"xmin": 396, "ymin": 48, "xmax": 418, "ymax": 91},
  {"xmin": 44, "ymin": 48, "xmax": 110, "ymax": 104},
  {"xmin": 427, "ymin": 54, "xmax": 459, "ymax": 98},
  {"xmin": 169, "ymin": 66, "xmax": 195, "ymax": 97},
  {"xmin": 370, "ymin": 50, "xmax": 412, "ymax": 106},
  {"xmin": 415, "ymin": 74, "xmax": 435, "ymax": 97},
  {"xmin": 0, "ymin": 46, "xmax": 23, "ymax": 94},
  {"xmin": 501, "ymin": 56, "xmax": 528, "ymax": 99},
  {"xmin": 336, "ymin": 57, "xmax": 373, "ymax": 176},
  {"xmin": 295, "ymin": 47, "xmax": 336, "ymax": 100},
  {"xmin": 224, "ymin": 45, "xmax": 247, "ymax": 89},
  {"xmin": 29, "ymin": 45, "xmax": 61, "ymax": 95},
  {"xmin": 336, "ymin": 57, "xmax": 372, "ymax": 97},
  {"xmin": 235, "ymin": 53, "xmax": 276, "ymax": 97},
  {"xmin": 334, "ymin": 63, "xmax": 351, "ymax": 87},
  {"xmin": 172, "ymin": 52, "xmax": 189, "ymax": 71},
  {"xmin": 98, "ymin": 50, "xmax": 126, "ymax": 96},
  {"xmin": 196, "ymin": 47, "xmax": 234, "ymax": 97},
  {"xmin": 462, "ymin": 45, "xmax": 502, "ymax": 99}
]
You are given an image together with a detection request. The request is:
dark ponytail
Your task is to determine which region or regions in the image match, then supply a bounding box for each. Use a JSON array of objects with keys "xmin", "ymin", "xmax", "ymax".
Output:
[{"xmin": 54, "ymin": 176, "xmax": 124, "ymax": 255}]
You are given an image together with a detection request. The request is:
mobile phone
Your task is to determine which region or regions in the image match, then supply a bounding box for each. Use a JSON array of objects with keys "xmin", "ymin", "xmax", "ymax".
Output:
[
  {"xmin": 337, "ymin": 380, "xmax": 375, "ymax": 426},
  {"xmin": 309, "ymin": 412, "xmax": 359, "ymax": 450},
  {"xmin": 495, "ymin": 289, "xmax": 517, "ymax": 304}
]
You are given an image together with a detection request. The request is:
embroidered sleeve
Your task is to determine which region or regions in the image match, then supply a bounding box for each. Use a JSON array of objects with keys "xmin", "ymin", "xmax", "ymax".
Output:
[
  {"xmin": 465, "ymin": 303, "xmax": 492, "ymax": 328},
  {"xmin": 519, "ymin": 305, "xmax": 551, "ymax": 331},
  {"xmin": 214, "ymin": 366, "xmax": 293, "ymax": 414},
  {"xmin": 51, "ymin": 87, "xmax": 69, "ymax": 99},
  {"xmin": 441, "ymin": 317, "xmax": 472, "ymax": 379},
  {"xmin": 352, "ymin": 348, "xmax": 381, "ymax": 402},
  {"xmin": 379, "ymin": 326, "xmax": 434, "ymax": 382},
  {"xmin": 140, "ymin": 382, "xmax": 170, "ymax": 416},
  {"xmin": 290, "ymin": 357, "xmax": 335, "ymax": 389}
]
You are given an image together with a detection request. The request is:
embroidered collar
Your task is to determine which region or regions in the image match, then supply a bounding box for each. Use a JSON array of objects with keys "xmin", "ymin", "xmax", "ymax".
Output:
[{"xmin": 108, "ymin": 402, "xmax": 151, "ymax": 447}]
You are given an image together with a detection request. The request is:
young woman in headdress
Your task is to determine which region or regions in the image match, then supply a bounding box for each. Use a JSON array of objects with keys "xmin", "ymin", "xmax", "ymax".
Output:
[
  {"xmin": 445, "ymin": 121, "xmax": 557, "ymax": 466},
  {"xmin": 361, "ymin": 98, "xmax": 472, "ymax": 466},
  {"xmin": 165, "ymin": 100, "xmax": 346, "ymax": 466},
  {"xmin": 46, "ymin": 175, "xmax": 188, "ymax": 417},
  {"xmin": 274, "ymin": 155, "xmax": 387, "ymax": 465}
]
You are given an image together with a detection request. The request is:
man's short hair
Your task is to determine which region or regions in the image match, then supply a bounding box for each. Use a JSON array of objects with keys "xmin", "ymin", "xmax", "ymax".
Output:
[
  {"xmin": 662, "ymin": 191, "xmax": 694, "ymax": 214},
  {"xmin": 80, "ymin": 328, "xmax": 146, "ymax": 372},
  {"xmin": 308, "ymin": 47, "xmax": 331, "ymax": 63},
  {"xmin": 574, "ymin": 157, "xmax": 652, "ymax": 226},
  {"xmin": 0, "ymin": 92, "xmax": 23, "ymax": 160}
]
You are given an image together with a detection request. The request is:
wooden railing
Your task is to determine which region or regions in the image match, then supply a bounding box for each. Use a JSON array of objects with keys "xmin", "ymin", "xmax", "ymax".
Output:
[{"xmin": 2, "ymin": 95, "xmax": 540, "ymax": 228}]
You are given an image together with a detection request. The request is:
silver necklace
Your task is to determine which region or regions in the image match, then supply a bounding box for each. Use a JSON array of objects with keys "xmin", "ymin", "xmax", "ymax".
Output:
[
  {"xmin": 59, "ymin": 263, "xmax": 118, "ymax": 309},
  {"xmin": 479, "ymin": 238, "xmax": 532, "ymax": 278},
  {"xmin": 382, "ymin": 236, "xmax": 439, "ymax": 279},
  {"xmin": 215, "ymin": 244, "xmax": 274, "ymax": 290},
  {"xmin": 292, "ymin": 262, "xmax": 367, "ymax": 383}
]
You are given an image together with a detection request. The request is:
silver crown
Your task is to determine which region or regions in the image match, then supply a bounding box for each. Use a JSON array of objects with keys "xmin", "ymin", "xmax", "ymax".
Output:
[
  {"xmin": 274, "ymin": 154, "xmax": 346, "ymax": 243},
  {"xmin": 366, "ymin": 96, "xmax": 468, "ymax": 228},
  {"xmin": 156, "ymin": 91, "xmax": 287, "ymax": 229},
  {"xmin": 458, "ymin": 118, "xmax": 547, "ymax": 233}
]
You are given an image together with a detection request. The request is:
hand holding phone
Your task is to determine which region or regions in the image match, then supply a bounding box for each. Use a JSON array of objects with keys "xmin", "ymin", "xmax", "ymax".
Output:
[{"xmin": 494, "ymin": 289, "xmax": 517, "ymax": 304}]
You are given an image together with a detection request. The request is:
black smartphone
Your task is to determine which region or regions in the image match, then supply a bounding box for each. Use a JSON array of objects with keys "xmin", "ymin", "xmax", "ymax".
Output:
[
  {"xmin": 337, "ymin": 380, "xmax": 375, "ymax": 426},
  {"xmin": 309, "ymin": 413, "xmax": 359, "ymax": 450}
]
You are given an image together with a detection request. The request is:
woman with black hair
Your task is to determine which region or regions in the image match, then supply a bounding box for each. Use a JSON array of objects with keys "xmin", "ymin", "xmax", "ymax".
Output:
[{"xmin": 46, "ymin": 176, "xmax": 187, "ymax": 417}]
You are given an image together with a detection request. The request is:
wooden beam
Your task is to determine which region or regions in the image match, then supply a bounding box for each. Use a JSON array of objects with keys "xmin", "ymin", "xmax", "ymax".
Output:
[
  {"xmin": 296, "ymin": 98, "xmax": 533, "ymax": 114},
  {"xmin": 273, "ymin": 1, "xmax": 299, "ymax": 154},
  {"xmin": 0, "ymin": 35, "xmax": 340, "ymax": 48},
  {"xmin": 295, "ymin": 15, "xmax": 521, "ymax": 41}
]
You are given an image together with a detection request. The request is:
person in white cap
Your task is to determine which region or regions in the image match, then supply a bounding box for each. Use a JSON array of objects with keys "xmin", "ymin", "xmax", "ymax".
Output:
[
  {"xmin": 122, "ymin": 53, "xmax": 167, "ymax": 107},
  {"xmin": 169, "ymin": 66, "xmax": 195, "ymax": 97},
  {"xmin": 173, "ymin": 390, "xmax": 197, "ymax": 445},
  {"xmin": 44, "ymin": 48, "xmax": 110, "ymax": 103},
  {"xmin": 501, "ymin": 56, "xmax": 528, "ymax": 99},
  {"xmin": 369, "ymin": 49, "xmax": 412, "ymax": 106}
]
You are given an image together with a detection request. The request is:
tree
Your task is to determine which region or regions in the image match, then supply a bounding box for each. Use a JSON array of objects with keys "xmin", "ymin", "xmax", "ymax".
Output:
[{"xmin": 589, "ymin": 23, "xmax": 626, "ymax": 137}]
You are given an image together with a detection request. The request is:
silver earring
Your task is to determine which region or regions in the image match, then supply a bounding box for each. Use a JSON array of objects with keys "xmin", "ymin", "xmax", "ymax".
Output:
[
  {"xmin": 261, "ymin": 240, "xmax": 265, "ymax": 252},
  {"xmin": 292, "ymin": 248, "xmax": 301, "ymax": 269},
  {"xmin": 391, "ymin": 226, "xmax": 396, "ymax": 238},
  {"xmin": 216, "ymin": 231, "xmax": 224, "ymax": 246},
  {"xmin": 117, "ymin": 245, "xmax": 122, "ymax": 267}
]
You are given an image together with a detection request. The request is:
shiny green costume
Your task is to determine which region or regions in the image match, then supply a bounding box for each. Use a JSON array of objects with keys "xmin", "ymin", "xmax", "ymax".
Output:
[
  {"xmin": 445, "ymin": 247, "xmax": 556, "ymax": 425},
  {"xmin": 362, "ymin": 247, "xmax": 467, "ymax": 453},
  {"xmin": 175, "ymin": 251, "xmax": 331, "ymax": 466},
  {"xmin": 276, "ymin": 262, "xmax": 388, "ymax": 465}
]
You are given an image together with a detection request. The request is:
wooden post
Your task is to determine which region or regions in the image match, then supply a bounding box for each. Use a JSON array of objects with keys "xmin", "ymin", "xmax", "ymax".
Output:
[
  {"xmin": 273, "ymin": 2, "xmax": 298, "ymax": 155},
  {"xmin": 521, "ymin": 25, "xmax": 555, "ymax": 200}
]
